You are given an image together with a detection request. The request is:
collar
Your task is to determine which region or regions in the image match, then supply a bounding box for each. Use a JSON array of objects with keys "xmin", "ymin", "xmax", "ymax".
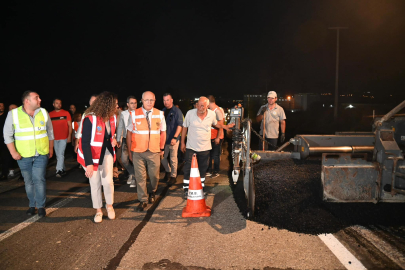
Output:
[{"xmin": 142, "ymin": 106, "xmax": 153, "ymax": 115}]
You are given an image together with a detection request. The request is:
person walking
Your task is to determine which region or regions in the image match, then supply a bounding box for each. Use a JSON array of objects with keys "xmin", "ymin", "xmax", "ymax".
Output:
[
  {"xmin": 77, "ymin": 91, "xmax": 118, "ymax": 223},
  {"xmin": 49, "ymin": 98, "xmax": 72, "ymax": 177},
  {"xmin": 206, "ymin": 95, "xmax": 225, "ymax": 178},
  {"xmin": 116, "ymin": 96, "xmax": 137, "ymax": 187},
  {"xmin": 127, "ymin": 91, "xmax": 166, "ymax": 212},
  {"xmin": 256, "ymin": 91, "xmax": 286, "ymax": 150},
  {"xmin": 161, "ymin": 93, "xmax": 183, "ymax": 186},
  {"xmin": 181, "ymin": 97, "xmax": 234, "ymax": 198},
  {"xmin": 3, "ymin": 91, "xmax": 54, "ymax": 217}
]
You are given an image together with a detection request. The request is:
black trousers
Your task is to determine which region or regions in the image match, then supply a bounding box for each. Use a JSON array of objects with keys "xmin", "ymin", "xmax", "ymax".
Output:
[
  {"xmin": 258, "ymin": 138, "xmax": 278, "ymax": 151},
  {"xmin": 182, "ymin": 149, "xmax": 210, "ymax": 191}
]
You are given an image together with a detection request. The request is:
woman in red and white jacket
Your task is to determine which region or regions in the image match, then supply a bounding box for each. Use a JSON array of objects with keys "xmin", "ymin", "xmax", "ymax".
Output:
[{"xmin": 77, "ymin": 92, "xmax": 118, "ymax": 223}]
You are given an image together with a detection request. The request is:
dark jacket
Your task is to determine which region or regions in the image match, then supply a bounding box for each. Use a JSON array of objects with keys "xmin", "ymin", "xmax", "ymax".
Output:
[{"xmin": 162, "ymin": 106, "xmax": 183, "ymax": 145}]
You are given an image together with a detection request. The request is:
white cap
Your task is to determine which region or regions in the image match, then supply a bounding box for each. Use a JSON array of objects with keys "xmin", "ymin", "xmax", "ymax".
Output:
[{"xmin": 267, "ymin": 91, "xmax": 277, "ymax": 98}]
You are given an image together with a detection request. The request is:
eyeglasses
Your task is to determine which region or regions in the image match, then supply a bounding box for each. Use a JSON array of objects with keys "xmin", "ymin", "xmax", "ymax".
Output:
[{"xmin": 143, "ymin": 99, "xmax": 155, "ymax": 103}]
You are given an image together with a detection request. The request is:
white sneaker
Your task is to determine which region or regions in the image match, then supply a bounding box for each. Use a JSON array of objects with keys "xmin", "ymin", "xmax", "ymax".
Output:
[
  {"xmin": 94, "ymin": 212, "xmax": 103, "ymax": 223},
  {"xmin": 106, "ymin": 206, "xmax": 115, "ymax": 220},
  {"xmin": 130, "ymin": 179, "xmax": 136, "ymax": 188},
  {"xmin": 8, "ymin": 170, "xmax": 15, "ymax": 177},
  {"xmin": 127, "ymin": 175, "xmax": 133, "ymax": 184}
]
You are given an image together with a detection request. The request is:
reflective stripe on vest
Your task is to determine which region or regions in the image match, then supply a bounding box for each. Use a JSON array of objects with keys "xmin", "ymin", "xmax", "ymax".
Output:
[
  {"xmin": 130, "ymin": 108, "xmax": 162, "ymax": 153},
  {"xmin": 12, "ymin": 106, "xmax": 49, "ymax": 157},
  {"xmin": 76, "ymin": 115, "xmax": 116, "ymax": 170}
]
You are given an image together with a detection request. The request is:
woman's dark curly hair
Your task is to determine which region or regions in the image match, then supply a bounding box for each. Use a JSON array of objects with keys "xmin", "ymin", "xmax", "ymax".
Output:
[{"xmin": 84, "ymin": 91, "xmax": 117, "ymax": 122}]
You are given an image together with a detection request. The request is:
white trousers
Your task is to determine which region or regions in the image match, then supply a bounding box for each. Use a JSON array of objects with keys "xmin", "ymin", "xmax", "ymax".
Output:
[
  {"xmin": 89, "ymin": 151, "xmax": 114, "ymax": 209},
  {"xmin": 161, "ymin": 141, "xmax": 179, "ymax": 177}
]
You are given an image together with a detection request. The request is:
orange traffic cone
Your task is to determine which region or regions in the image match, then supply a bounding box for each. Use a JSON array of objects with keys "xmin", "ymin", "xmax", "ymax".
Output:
[{"xmin": 182, "ymin": 154, "xmax": 211, "ymax": 218}]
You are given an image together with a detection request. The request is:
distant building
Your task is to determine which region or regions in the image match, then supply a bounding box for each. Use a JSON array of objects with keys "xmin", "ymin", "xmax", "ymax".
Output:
[{"xmin": 294, "ymin": 93, "xmax": 320, "ymax": 111}]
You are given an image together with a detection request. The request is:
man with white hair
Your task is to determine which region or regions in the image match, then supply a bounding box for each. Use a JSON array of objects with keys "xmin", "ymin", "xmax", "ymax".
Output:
[
  {"xmin": 256, "ymin": 91, "xmax": 286, "ymax": 150},
  {"xmin": 127, "ymin": 91, "xmax": 166, "ymax": 212},
  {"xmin": 181, "ymin": 96, "xmax": 234, "ymax": 198}
]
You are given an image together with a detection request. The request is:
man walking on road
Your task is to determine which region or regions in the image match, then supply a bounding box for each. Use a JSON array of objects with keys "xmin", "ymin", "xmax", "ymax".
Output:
[
  {"xmin": 256, "ymin": 91, "xmax": 286, "ymax": 151},
  {"xmin": 117, "ymin": 96, "xmax": 137, "ymax": 187},
  {"xmin": 127, "ymin": 91, "xmax": 166, "ymax": 212},
  {"xmin": 181, "ymin": 97, "xmax": 234, "ymax": 198},
  {"xmin": 3, "ymin": 91, "xmax": 54, "ymax": 217},
  {"xmin": 206, "ymin": 95, "xmax": 225, "ymax": 178},
  {"xmin": 161, "ymin": 93, "xmax": 183, "ymax": 186},
  {"xmin": 49, "ymin": 98, "xmax": 72, "ymax": 177}
]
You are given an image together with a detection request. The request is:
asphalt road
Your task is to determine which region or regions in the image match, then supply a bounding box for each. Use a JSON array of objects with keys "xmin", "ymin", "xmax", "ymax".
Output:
[{"xmin": 0, "ymin": 145, "xmax": 404, "ymax": 270}]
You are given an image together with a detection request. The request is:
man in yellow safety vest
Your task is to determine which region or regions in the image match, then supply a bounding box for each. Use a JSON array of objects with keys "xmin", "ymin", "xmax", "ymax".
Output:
[{"xmin": 3, "ymin": 91, "xmax": 54, "ymax": 217}]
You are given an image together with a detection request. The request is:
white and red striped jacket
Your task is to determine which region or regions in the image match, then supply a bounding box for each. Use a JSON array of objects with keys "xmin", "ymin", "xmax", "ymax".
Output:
[{"xmin": 77, "ymin": 114, "xmax": 116, "ymax": 170}]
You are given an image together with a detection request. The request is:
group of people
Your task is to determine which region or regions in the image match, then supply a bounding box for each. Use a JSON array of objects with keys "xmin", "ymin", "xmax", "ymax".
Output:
[
  {"xmin": 1, "ymin": 90, "xmax": 237, "ymax": 223},
  {"xmin": 1, "ymin": 89, "xmax": 286, "ymax": 223}
]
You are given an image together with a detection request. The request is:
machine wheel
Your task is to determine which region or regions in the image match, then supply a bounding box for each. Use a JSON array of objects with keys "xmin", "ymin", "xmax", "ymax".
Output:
[{"xmin": 247, "ymin": 166, "xmax": 255, "ymax": 219}]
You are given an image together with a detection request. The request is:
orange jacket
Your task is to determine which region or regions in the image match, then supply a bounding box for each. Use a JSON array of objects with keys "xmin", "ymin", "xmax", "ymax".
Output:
[{"xmin": 130, "ymin": 108, "xmax": 162, "ymax": 153}]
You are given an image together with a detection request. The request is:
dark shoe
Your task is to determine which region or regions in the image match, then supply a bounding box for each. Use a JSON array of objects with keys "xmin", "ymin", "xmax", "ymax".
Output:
[
  {"xmin": 26, "ymin": 207, "xmax": 36, "ymax": 215},
  {"xmin": 168, "ymin": 177, "xmax": 176, "ymax": 187},
  {"xmin": 56, "ymin": 171, "xmax": 62, "ymax": 178},
  {"xmin": 211, "ymin": 172, "xmax": 219, "ymax": 178},
  {"xmin": 61, "ymin": 170, "xmax": 67, "ymax": 176},
  {"xmin": 38, "ymin": 208, "xmax": 46, "ymax": 217},
  {"xmin": 148, "ymin": 193, "xmax": 155, "ymax": 204},
  {"xmin": 163, "ymin": 172, "xmax": 170, "ymax": 181},
  {"xmin": 136, "ymin": 202, "xmax": 147, "ymax": 212}
]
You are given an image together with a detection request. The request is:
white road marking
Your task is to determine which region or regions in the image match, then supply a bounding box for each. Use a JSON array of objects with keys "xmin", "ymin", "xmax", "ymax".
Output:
[
  {"xmin": 0, "ymin": 187, "xmax": 90, "ymax": 242},
  {"xmin": 318, "ymin": 233, "xmax": 367, "ymax": 270}
]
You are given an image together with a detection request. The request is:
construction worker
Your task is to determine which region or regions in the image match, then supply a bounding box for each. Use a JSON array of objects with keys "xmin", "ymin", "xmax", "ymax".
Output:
[
  {"xmin": 161, "ymin": 93, "xmax": 183, "ymax": 186},
  {"xmin": 206, "ymin": 95, "xmax": 225, "ymax": 178},
  {"xmin": 127, "ymin": 91, "xmax": 166, "ymax": 212},
  {"xmin": 181, "ymin": 96, "xmax": 234, "ymax": 199},
  {"xmin": 116, "ymin": 96, "xmax": 137, "ymax": 187},
  {"xmin": 256, "ymin": 91, "xmax": 286, "ymax": 150},
  {"xmin": 49, "ymin": 98, "xmax": 72, "ymax": 177},
  {"xmin": 3, "ymin": 91, "xmax": 54, "ymax": 217}
]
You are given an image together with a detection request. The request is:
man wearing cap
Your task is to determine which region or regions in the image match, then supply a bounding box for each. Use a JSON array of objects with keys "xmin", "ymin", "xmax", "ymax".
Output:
[{"xmin": 256, "ymin": 91, "xmax": 286, "ymax": 150}]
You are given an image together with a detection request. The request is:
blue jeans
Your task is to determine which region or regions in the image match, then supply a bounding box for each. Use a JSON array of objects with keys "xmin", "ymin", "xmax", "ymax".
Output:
[
  {"xmin": 208, "ymin": 138, "xmax": 223, "ymax": 173},
  {"xmin": 54, "ymin": 139, "xmax": 67, "ymax": 171},
  {"xmin": 17, "ymin": 155, "xmax": 49, "ymax": 208}
]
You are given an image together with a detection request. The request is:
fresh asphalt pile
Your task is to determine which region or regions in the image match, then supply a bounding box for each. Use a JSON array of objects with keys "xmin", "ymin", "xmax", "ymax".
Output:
[{"xmin": 241, "ymin": 158, "xmax": 405, "ymax": 235}]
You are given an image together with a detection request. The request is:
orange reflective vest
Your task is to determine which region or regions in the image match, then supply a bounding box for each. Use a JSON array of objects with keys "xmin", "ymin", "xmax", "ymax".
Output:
[
  {"xmin": 77, "ymin": 114, "xmax": 116, "ymax": 170},
  {"xmin": 211, "ymin": 107, "xmax": 224, "ymax": 140},
  {"xmin": 130, "ymin": 108, "xmax": 162, "ymax": 153}
]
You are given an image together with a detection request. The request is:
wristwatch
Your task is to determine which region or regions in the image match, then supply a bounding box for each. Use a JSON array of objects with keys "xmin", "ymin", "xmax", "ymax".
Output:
[
  {"xmin": 161, "ymin": 148, "xmax": 165, "ymax": 151},
  {"xmin": 173, "ymin": 136, "xmax": 178, "ymax": 140}
]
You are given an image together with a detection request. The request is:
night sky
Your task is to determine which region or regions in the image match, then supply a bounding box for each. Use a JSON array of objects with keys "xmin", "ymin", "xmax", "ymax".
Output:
[{"xmin": 2, "ymin": 0, "xmax": 405, "ymax": 109}]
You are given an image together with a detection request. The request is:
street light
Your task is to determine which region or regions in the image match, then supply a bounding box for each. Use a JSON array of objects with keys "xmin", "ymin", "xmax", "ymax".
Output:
[{"xmin": 329, "ymin": 27, "xmax": 348, "ymax": 121}]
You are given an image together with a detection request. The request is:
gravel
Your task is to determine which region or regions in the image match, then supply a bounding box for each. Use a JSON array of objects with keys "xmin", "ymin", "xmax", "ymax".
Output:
[{"xmin": 242, "ymin": 158, "xmax": 405, "ymax": 235}]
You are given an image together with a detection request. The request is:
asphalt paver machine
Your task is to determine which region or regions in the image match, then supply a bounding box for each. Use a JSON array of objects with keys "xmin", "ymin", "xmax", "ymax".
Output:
[{"xmin": 230, "ymin": 100, "xmax": 405, "ymax": 218}]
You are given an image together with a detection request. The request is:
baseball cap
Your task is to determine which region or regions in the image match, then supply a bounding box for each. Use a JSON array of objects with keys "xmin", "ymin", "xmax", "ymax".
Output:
[{"xmin": 267, "ymin": 91, "xmax": 277, "ymax": 98}]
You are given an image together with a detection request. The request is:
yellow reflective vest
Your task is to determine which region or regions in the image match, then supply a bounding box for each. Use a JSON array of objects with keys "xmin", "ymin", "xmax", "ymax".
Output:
[{"xmin": 12, "ymin": 106, "xmax": 49, "ymax": 157}]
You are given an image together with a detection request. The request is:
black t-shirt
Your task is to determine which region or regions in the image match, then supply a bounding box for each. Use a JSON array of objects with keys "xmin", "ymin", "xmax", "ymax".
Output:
[
  {"xmin": 0, "ymin": 112, "xmax": 7, "ymax": 138},
  {"xmin": 164, "ymin": 108, "xmax": 172, "ymax": 119}
]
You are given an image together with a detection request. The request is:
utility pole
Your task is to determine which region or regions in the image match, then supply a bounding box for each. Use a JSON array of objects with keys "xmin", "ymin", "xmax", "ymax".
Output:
[{"xmin": 329, "ymin": 27, "xmax": 348, "ymax": 121}]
